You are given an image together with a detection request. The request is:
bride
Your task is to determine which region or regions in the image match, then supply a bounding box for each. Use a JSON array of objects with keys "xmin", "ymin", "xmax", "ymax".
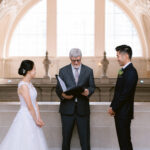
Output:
[{"xmin": 0, "ymin": 60, "xmax": 49, "ymax": 150}]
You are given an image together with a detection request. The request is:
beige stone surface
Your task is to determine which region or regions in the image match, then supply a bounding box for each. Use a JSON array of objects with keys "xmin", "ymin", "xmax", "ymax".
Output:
[{"xmin": 0, "ymin": 102, "xmax": 150, "ymax": 150}]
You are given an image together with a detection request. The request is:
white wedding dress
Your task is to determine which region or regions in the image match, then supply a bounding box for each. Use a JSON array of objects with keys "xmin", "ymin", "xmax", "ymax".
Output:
[{"xmin": 0, "ymin": 81, "xmax": 49, "ymax": 150}]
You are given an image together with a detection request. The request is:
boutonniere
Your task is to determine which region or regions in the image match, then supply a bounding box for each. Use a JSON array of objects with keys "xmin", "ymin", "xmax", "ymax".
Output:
[{"xmin": 118, "ymin": 69, "xmax": 124, "ymax": 76}]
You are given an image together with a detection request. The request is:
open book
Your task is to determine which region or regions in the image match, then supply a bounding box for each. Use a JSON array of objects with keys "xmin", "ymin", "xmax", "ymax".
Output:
[{"xmin": 55, "ymin": 75, "xmax": 85, "ymax": 95}]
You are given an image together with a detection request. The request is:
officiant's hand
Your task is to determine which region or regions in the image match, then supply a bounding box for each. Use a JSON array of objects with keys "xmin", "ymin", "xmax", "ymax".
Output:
[
  {"xmin": 81, "ymin": 89, "xmax": 89, "ymax": 97},
  {"xmin": 108, "ymin": 107, "xmax": 115, "ymax": 116},
  {"xmin": 62, "ymin": 93, "xmax": 74, "ymax": 100}
]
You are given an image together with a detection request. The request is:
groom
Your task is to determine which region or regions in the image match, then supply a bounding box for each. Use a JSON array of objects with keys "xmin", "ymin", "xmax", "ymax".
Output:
[
  {"xmin": 56, "ymin": 48, "xmax": 95, "ymax": 150},
  {"xmin": 108, "ymin": 45, "xmax": 138, "ymax": 150}
]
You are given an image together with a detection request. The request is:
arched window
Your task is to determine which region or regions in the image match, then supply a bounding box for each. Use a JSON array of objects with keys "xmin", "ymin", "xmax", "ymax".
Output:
[
  {"xmin": 9, "ymin": 0, "xmax": 46, "ymax": 57},
  {"xmin": 105, "ymin": 0, "xmax": 142, "ymax": 57},
  {"xmin": 57, "ymin": 0, "xmax": 95, "ymax": 56}
]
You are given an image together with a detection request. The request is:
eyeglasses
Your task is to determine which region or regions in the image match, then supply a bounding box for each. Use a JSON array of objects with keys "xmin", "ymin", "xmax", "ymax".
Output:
[{"xmin": 71, "ymin": 59, "xmax": 81, "ymax": 63}]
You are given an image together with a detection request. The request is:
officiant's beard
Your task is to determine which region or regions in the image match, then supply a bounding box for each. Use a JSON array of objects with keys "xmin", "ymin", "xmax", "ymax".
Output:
[
  {"xmin": 71, "ymin": 57, "xmax": 81, "ymax": 68},
  {"xmin": 72, "ymin": 63, "xmax": 81, "ymax": 69}
]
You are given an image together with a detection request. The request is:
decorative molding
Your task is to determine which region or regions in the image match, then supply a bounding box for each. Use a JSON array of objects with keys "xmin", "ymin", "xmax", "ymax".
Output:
[
  {"xmin": 0, "ymin": 0, "xmax": 31, "ymax": 19},
  {"xmin": 128, "ymin": 0, "xmax": 150, "ymax": 16}
]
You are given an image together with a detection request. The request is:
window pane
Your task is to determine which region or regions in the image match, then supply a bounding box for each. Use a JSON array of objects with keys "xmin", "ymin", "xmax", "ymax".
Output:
[
  {"xmin": 9, "ymin": 0, "xmax": 46, "ymax": 57},
  {"xmin": 105, "ymin": 0, "xmax": 142, "ymax": 57},
  {"xmin": 57, "ymin": 0, "xmax": 95, "ymax": 56}
]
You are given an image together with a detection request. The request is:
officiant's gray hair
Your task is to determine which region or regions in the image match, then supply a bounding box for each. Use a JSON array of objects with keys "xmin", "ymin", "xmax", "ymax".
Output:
[{"xmin": 69, "ymin": 48, "xmax": 82, "ymax": 58}]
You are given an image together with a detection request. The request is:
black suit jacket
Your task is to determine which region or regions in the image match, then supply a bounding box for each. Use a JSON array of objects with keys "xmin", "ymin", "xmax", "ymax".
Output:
[
  {"xmin": 56, "ymin": 64, "xmax": 95, "ymax": 116},
  {"xmin": 110, "ymin": 63, "xmax": 138, "ymax": 119}
]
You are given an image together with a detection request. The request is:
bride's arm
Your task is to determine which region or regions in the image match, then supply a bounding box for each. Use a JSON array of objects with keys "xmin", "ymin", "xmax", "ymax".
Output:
[
  {"xmin": 36, "ymin": 102, "xmax": 41, "ymax": 119},
  {"xmin": 36, "ymin": 102, "xmax": 45, "ymax": 126},
  {"xmin": 18, "ymin": 85, "xmax": 42, "ymax": 127}
]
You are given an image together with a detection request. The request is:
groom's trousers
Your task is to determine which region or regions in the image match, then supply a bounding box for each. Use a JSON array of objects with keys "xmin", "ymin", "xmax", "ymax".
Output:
[
  {"xmin": 61, "ymin": 105, "xmax": 90, "ymax": 150},
  {"xmin": 115, "ymin": 117, "xmax": 133, "ymax": 150}
]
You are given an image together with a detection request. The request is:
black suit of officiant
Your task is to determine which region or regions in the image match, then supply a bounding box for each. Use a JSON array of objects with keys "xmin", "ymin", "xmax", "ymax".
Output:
[
  {"xmin": 110, "ymin": 63, "xmax": 138, "ymax": 150},
  {"xmin": 56, "ymin": 64, "xmax": 95, "ymax": 150}
]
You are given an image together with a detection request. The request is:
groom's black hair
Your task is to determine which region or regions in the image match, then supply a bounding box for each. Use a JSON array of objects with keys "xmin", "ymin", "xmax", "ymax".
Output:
[{"xmin": 115, "ymin": 45, "xmax": 132, "ymax": 60}]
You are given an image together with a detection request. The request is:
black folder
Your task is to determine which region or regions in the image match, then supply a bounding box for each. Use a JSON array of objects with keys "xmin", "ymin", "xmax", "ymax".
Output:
[{"xmin": 55, "ymin": 75, "xmax": 84, "ymax": 95}]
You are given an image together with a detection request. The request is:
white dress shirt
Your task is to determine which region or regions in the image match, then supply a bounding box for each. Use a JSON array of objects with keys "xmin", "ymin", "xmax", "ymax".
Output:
[
  {"xmin": 71, "ymin": 64, "xmax": 81, "ymax": 79},
  {"xmin": 71, "ymin": 64, "xmax": 82, "ymax": 102},
  {"xmin": 123, "ymin": 62, "xmax": 131, "ymax": 69}
]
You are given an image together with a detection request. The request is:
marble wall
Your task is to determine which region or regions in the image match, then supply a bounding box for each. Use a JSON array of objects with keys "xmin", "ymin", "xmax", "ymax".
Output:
[
  {"xmin": 0, "ymin": 57, "xmax": 150, "ymax": 79},
  {"xmin": 0, "ymin": 102, "xmax": 150, "ymax": 150}
]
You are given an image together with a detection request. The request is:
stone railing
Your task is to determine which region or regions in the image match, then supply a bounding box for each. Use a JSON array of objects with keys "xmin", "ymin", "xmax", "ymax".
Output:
[{"xmin": 0, "ymin": 78, "xmax": 150, "ymax": 102}]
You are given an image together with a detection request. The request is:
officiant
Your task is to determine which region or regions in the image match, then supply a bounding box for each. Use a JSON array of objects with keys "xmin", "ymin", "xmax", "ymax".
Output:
[{"xmin": 56, "ymin": 48, "xmax": 95, "ymax": 150}]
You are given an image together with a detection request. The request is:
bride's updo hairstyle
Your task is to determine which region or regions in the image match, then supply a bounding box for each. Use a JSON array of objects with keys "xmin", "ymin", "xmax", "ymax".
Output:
[{"xmin": 18, "ymin": 60, "xmax": 34, "ymax": 76}]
